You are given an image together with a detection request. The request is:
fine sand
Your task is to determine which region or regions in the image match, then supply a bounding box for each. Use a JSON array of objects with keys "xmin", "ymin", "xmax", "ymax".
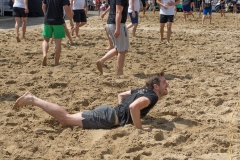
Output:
[{"xmin": 0, "ymin": 11, "xmax": 240, "ymax": 160}]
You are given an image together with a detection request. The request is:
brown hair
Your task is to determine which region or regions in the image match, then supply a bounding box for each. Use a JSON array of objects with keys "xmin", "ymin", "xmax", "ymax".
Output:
[{"xmin": 145, "ymin": 72, "xmax": 165, "ymax": 89}]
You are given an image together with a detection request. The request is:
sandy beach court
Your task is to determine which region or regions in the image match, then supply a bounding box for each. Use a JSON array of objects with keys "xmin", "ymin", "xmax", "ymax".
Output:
[{"xmin": 0, "ymin": 11, "xmax": 240, "ymax": 159}]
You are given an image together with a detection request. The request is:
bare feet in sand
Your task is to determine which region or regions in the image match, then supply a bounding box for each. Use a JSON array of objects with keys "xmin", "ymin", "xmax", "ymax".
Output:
[
  {"xmin": 42, "ymin": 56, "xmax": 47, "ymax": 66},
  {"xmin": 12, "ymin": 92, "xmax": 34, "ymax": 109},
  {"xmin": 96, "ymin": 60, "xmax": 103, "ymax": 74},
  {"xmin": 16, "ymin": 36, "xmax": 21, "ymax": 42}
]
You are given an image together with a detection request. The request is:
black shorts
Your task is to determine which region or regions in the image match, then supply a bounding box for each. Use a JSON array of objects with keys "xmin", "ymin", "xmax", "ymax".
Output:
[
  {"xmin": 154, "ymin": 0, "xmax": 157, "ymax": 6},
  {"xmin": 82, "ymin": 105, "xmax": 117, "ymax": 129},
  {"xmin": 141, "ymin": 0, "xmax": 146, "ymax": 7},
  {"xmin": 73, "ymin": 9, "xmax": 87, "ymax": 23},
  {"xmin": 13, "ymin": 7, "xmax": 28, "ymax": 17},
  {"xmin": 160, "ymin": 14, "xmax": 174, "ymax": 23}
]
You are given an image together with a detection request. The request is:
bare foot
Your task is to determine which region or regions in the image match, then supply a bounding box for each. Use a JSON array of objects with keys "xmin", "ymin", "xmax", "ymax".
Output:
[
  {"xmin": 117, "ymin": 72, "xmax": 123, "ymax": 76},
  {"xmin": 12, "ymin": 92, "xmax": 34, "ymax": 109},
  {"xmin": 42, "ymin": 56, "xmax": 47, "ymax": 66},
  {"xmin": 96, "ymin": 60, "xmax": 103, "ymax": 74},
  {"xmin": 16, "ymin": 36, "xmax": 21, "ymax": 42},
  {"xmin": 105, "ymin": 46, "xmax": 113, "ymax": 50}
]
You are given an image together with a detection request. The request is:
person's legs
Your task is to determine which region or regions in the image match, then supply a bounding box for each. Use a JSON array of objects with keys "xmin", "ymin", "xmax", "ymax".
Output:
[
  {"xmin": 104, "ymin": 25, "xmax": 113, "ymax": 50},
  {"xmin": 96, "ymin": 48, "xmax": 118, "ymax": 74},
  {"xmin": 21, "ymin": 17, "xmax": 27, "ymax": 39},
  {"xmin": 54, "ymin": 39, "xmax": 62, "ymax": 66},
  {"xmin": 166, "ymin": 22, "xmax": 172, "ymax": 43},
  {"xmin": 75, "ymin": 22, "xmax": 80, "ymax": 37},
  {"xmin": 202, "ymin": 9, "xmax": 207, "ymax": 24},
  {"xmin": 209, "ymin": 13, "xmax": 212, "ymax": 24},
  {"xmin": 64, "ymin": 23, "xmax": 73, "ymax": 44},
  {"xmin": 132, "ymin": 24, "xmax": 138, "ymax": 37},
  {"xmin": 14, "ymin": 17, "xmax": 21, "ymax": 42},
  {"xmin": 199, "ymin": 6, "xmax": 202, "ymax": 17},
  {"xmin": 42, "ymin": 37, "xmax": 50, "ymax": 66},
  {"xmin": 117, "ymin": 50, "xmax": 127, "ymax": 75},
  {"xmin": 160, "ymin": 23, "xmax": 165, "ymax": 41},
  {"xmin": 12, "ymin": 92, "xmax": 84, "ymax": 127}
]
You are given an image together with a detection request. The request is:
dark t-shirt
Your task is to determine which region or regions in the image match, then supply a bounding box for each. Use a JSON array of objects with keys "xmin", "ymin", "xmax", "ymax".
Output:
[
  {"xmin": 43, "ymin": 0, "xmax": 70, "ymax": 25},
  {"xmin": 107, "ymin": 0, "xmax": 129, "ymax": 24},
  {"xmin": 203, "ymin": 0, "xmax": 212, "ymax": 9},
  {"xmin": 115, "ymin": 88, "xmax": 159, "ymax": 126},
  {"xmin": 182, "ymin": 0, "xmax": 193, "ymax": 6}
]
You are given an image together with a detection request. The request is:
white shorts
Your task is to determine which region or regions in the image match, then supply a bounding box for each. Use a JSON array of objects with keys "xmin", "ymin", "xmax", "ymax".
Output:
[{"xmin": 106, "ymin": 23, "xmax": 129, "ymax": 52}]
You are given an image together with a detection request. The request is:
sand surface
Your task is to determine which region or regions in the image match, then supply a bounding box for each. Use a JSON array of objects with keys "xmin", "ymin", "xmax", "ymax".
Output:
[{"xmin": 0, "ymin": 11, "xmax": 240, "ymax": 160}]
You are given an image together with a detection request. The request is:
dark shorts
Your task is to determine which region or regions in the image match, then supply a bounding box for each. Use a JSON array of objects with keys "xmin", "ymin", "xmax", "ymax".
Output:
[
  {"xmin": 82, "ymin": 105, "xmax": 117, "ymax": 129},
  {"xmin": 182, "ymin": 5, "xmax": 192, "ymax": 12},
  {"xmin": 73, "ymin": 9, "xmax": 87, "ymax": 23},
  {"xmin": 203, "ymin": 8, "xmax": 212, "ymax": 15},
  {"xmin": 141, "ymin": 0, "xmax": 146, "ymax": 7},
  {"xmin": 160, "ymin": 14, "xmax": 174, "ymax": 23},
  {"xmin": 129, "ymin": 11, "xmax": 138, "ymax": 24},
  {"xmin": 13, "ymin": 7, "xmax": 28, "ymax": 17},
  {"xmin": 219, "ymin": 4, "xmax": 225, "ymax": 9},
  {"xmin": 154, "ymin": 0, "xmax": 157, "ymax": 6}
]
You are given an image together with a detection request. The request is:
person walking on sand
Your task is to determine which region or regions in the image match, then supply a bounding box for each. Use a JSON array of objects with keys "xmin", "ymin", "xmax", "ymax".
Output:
[
  {"xmin": 182, "ymin": 0, "xmax": 195, "ymax": 21},
  {"xmin": 70, "ymin": 0, "xmax": 88, "ymax": 38},
  {"xmin": 157, "ymin": 0, "xmax": 180, "ymax": 43},
  {"xmin": 41, "ymin": 0, "xmax": 74, "ymax": 66},
  {"xmin": 12, "ymin": 0, "xmax": 29, "ymax": 42},
  {"xmin": 127, "ymin": 0, "xmax": 141, "ymax": 38},
  {"xmin": 219, "ymin": 0, "xmax": 226, "ymax": 17},
  {"xmin": 12, "ymin": 72, "xmax": 169, "ymax": 131},
  {"xmin": 96, "ymin": 0, "xmax": 129, "ymax": 75},
  {"xmin": 202, "ymin": 0, "xmax": 213, "ymax": 24}
]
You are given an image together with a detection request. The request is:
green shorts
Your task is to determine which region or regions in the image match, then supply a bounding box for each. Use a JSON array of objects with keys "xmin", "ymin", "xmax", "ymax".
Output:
[{"xmin": 42, "ymin": 24, "xmax": 65, "ymax": 39}]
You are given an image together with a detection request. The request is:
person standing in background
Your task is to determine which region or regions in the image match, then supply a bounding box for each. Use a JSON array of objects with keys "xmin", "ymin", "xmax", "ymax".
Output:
[{"xmin": 12, "ymin": 0, "xmax": 29, "ymax": 42}]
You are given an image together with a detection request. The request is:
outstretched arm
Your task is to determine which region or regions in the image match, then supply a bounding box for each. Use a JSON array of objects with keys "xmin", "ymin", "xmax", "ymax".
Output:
[
  {"xmin": 129, "ymin": 97, "xmax": 151, "ymax": 131},
  {"xmin": 118, "ymin": 90, "xmax": 131, "ymax": 104}
]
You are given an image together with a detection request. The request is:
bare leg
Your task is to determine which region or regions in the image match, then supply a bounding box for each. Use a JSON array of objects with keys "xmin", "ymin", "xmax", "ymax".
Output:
[
  {"xmin": 21, "ymin": 17, "xmax": 27, "ymax": 39},
  {"xmin": 117, "ymin": 50, "xmax": 127, "ymax": 75},
  {"xmin": 209, "ymin": 14, "xmax": 212, "ymax": 24},
  {"xmin": 54, "ymin": 39, "xmax": 62, "ymax": 66},
  {"xmin": 202, "ymin": 14, "xmax": 205, "ymax": 24},
  {"xmin": 14, "ymin": 17, "xmax": 21, "ymax": 42},
  {"xmin": 96, "ymin": 48, "xmax": 118, "ymax": 74},
  {"xmin": 75, "ymin": 23, "xmax": 80, "ymax": 38},
  {"xmin": 166, "ymin": 22, "xmax": 172, "ymax": 43},
  {"xmin": 104, "ymin": 25, "xmax": 113, "ymax": 50},
  {"xmin": 64, "ymin": 24, "xmax": 73, "ymax": 44},
  {"xmin": 12, "ymin": 92, "xmax": 84, "ymax": 127},
  {"xmin": 132, "ymin": 23, "xmax": 138, "ymax": 37},
  {"xmin": 160, "ymin": 23, "xmax": 165, "ymax": 42},
  {"xmin": 42, "ymin": 37, "xmax": 50, "ymax": 66},
  {"xmin": 127, "ymin": 23, "xmax": 133, "ymax": 29}
]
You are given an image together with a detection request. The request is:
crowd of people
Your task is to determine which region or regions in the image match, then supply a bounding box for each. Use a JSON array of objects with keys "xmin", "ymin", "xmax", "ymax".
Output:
[{"xmin": 10, "ymin": 0, "xmax": 238, "ymax": 131}]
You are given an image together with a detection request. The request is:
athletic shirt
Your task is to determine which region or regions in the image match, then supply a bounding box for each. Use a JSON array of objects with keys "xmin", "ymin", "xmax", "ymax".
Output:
[
  {"xmin": 115, "ymin": 88, "xmax": 159, "ymax": 126},
  {"xmin": 107, "ymin": 0, "xmax": 129, "ymax": 24},
  {"xmin": 203, "ymin": 0, "xmax": 212, "ymax": 9},
  {"xmin": 43, "ymin": 0, "xmax": 70, "ymax": 25},
  {"xmin": 72, "ymin": 0, "xmax": 85, "ymax": 10},
  {"xmin": 159, "ymin": 0, "xmax": 175, "ymax": 15},
  {"xmin": 13, "ymin": 0, "xmax": 25, "ymax": 8},
  {"xmin": 128, "ymin": 0, "xmax": 141, "ymax": 13}
]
